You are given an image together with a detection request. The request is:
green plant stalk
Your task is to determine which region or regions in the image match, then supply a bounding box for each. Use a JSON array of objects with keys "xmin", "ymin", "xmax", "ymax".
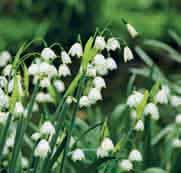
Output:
[
  {"xmin": 143, "ymin": 116, "xmax": 152, "ymax": 169},
  {"xmin": 0, "ymin": 113, "xmax": 12, "ymax": 162},
  {"xmin": 59, "ymin": 76, "xmax": 86, "ymax": 173},
  {"xmin": 9, "ymin": 82, "xmax": 39, "ymax": 173}
]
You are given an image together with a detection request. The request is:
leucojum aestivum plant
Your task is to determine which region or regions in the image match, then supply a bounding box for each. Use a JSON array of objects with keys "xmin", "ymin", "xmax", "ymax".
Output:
[{"xmin": 0, "ymin": 26, "xmax": 136, "ymax": 173}]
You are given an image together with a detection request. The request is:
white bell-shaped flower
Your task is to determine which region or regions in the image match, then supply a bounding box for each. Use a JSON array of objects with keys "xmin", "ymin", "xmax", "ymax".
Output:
[
  {"xmin": 79, "ymin": 96, "xmax": 90, "ymax": 108},
  {"xmin": 41, "ymin": 48, "xmax": 56, "ymax": 61},
  {"xmin": 14, "ymin": 102, "xmax": 24, "ymax": 117},
  {"xmin": 96, "ymin": 147, "xmax": 109, "ymax": 158},
  {"xmin": 119, "ymin": 159, "xmax": 133, "ymax": 171},
  {"xmin": 127, "ymin": 91, "xmax": 143, "ymax": 108},
  {"xmin": 123, "ymin": 46, "xmax": 134, "ymax": 62},
  {"xmin": 144, "ymin": 103, "xmax": 159, "ymax": 120},
  {"xmin": 101, "ymin": 137, "xmax": 114, "ymax": 152},
  {"xmin": 69, "ymin": 43, "xmax": 83, "ymax": 58},
  {"xmin": 86, "ymin": 64, "xmax": 96, "ymax": 77},
  {"xmin": 155, "ymin": 85, "xmax": 170, "ymax": 104},
  {"xmin": 40, "ymin": 78, "xmax": 51, "ymax": 88},
  {"xmin": 134, "ymin": 120, "xmax": 144, "ymax": 131},
  {"xmin": 176, "ymin": 114, "xmax": 181, "ymax": 125},
  {"xmin": 106, "ymin": 57, "xmax": 117, "ymax": 71},
  {"xmin": 54, "ymin": 80, "xmax": 65, "ymax": 93},
  {"xmin": 31, "ymin": 132, "xmax": 41, "ymax": 141},
  {"xmin": 170, "ymin": 95, "xmax": 181, "ymax": 107},
  {"xmin": 172, "ymin": 138, "xmax": 181, "ymax": 148},
  {"xmin": 126, "ymin": 23, "xmax": 138, "ymax": 38},
  {"xmin": 36, "ymin": 92, "xmax": 53, "ymax": 103},
  {"xmin": 34, "ymin": 139, "xmax": 50, "ymax": 158},
  {"xmin": 129, "ymin": 149, "xmax": 143, "ymax": 162},
  {"xmin": 88, "ymin": 88, "xmax": 102, "ymax": 104},
  {"xmin": 71, "ymin": 149, "xmax": 85, "ymax": 162},
  {"xmin": 0, "ymin": 51, "xmax": 11, "ymax": 67},
  {"xmin": 61, "ymin": 51, "xmax": 72, "ymax": 64},
  {"xmin": 3, "ymin": 64, "xmax": 12, "ymax": 76},
  {"xmin": 94, "ymin": 36, "xmax": 106, "ymax": 50},
  {"xmin": 0, "ymin": 112, "xmax": 9, "ymax": 125},
  {"xmin": 106, "ymin": 38, "xmax": 120, "ymax": 51},
  {"xmin": 58, "ymin": 64, "xmax": 71, "ymax": 77},
  {"xmin": 40, "ymin": 121, "xmax": 55, "ymax": 137},
  {"xmin": 93, "ymin": 76, "xmax": 106, "ymax": 90}
]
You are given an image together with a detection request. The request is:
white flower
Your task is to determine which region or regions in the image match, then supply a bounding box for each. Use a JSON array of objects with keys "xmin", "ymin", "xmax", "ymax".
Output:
[
  {"xmin": 170, "ymin": 95, "xmax": 181, "ymax": 107},
  {"xmin": 134, "ymin": 120, "xmax": 144, "ymax": 131},
  {"xmin": 123, "ymin": 46, "xmax": 134, "ymax": 62},
  {"xmin": 127, "ymin": 91, "xmax": 143, "ymax": 108},
  {"xmin": 88, "ymin": 88, "xmax": 102, "ymax": 104},
  {"xmin": 106, "ymin": 57, "xmax": 117, "ymax": 71},
  {"xmin": 61, "ymin": 51, "xmax": 72, "ymax": 64},
  {"xmin": 40, "ymin": 78, "xmax": 51, "ymax": 88},
  {"xmin": 79, "ymin": 96, "xmax": 90, "ymax": 108},
  {"xmin": 66, "ymin": 96, "xmax": 77, "ymax": 105},
  {"xmin": 101, "ymin": 137, "xmax": 114, "ymax": 152},
  {"xmin": 36, "ymin": 92, "xmax": 53, "ymax": 103},
  {"xmin": 54, "ymin": 80, "xmax": 65, "ymax": 93},
  {"xmin": 126, "ymin": 23, "xmax": 138, "ymax": 38},
  {"xmin": 94, "ymin": 36, "xmax": 106, "ymax": 50},
  {"xmin": 172, "ymin": 138, "xmax": 181, "ymax": 148},
  {"xmin": 6, "ymin": 135, "xmax": 15, "ymax": 148},
  {"xmin": 0, "ymin": 112, "xmax": 9, "ymax": 124},
  {"xmin": 14, "ymin": 102, "xmax": 24, "ymax": 117},
  {"xmin": 34, "ymin": 139, "xmax": 50, "ymax": 158},
  {"xmin": 0, "ymin": 76, "xmax": 7, "ymax": 89},
  {"xmin": 119, "ymin": 159, "xmax": 133, "ymax": 171},
  {"xmin": 93, "ymin": 76, "xmax": 106, "ymax": 90},
  {"xmin": 69, "ymin": 43, "xmax": 83, "ymax": 58},
  {"xmin": 31, "ymin": 132, "xmax": 41, "ymax": 141},
  {"xmin": 0, "ymin": 51, "xmax": 11, "ymax": 67},
  {"xmin": 93, "ymin": 54, "xmax": 108, "ymax": 76},
  {"xmin": 58, "ymin": 64, "xmax": 71, "ymax": 77},
  {"xmin": 106, "ymin": 38, "xmax": 120, "ymax": 51},
  {"xmin": 0, "ymin": 93, "xmax": 9, "ymax": 109},
  {"xmin": 21, "ymin": 157, "xmax": 29, "ymax": 169},
  {"xmin": 71, "ymin": 149, "xmax": 85, "ymax": 162},
  {"xmin": 156, "ymin": 85, "xmax": 170, "ymax": 104},
  {"xmin": 176, "ymin": 114, "xmax": 181, "ymax": 125},
  {"xmin": 40, "ymin": 121, "xmax": 55, "ymax": 137},
  {"xmin": 129, "ymin": 149, "xmax": 142, "ymax": 162},
  {"xmin": 86, "ymin": 64, "xmax": 96, "ymax": 77},
  {"xmin": 33, "ymin": 103, "xmax": 39, "ymax": 112},
  {"xmin": 3, "ymin": 64, "xmax": 12, "ymax": 76},
  {"xmin": 93, "ymin": 54, "xmax": 106, "ymax": 67},
  {"xmin": 96, "ymin": 147, "xmax": 109, "ymax": 158},
  {"xmin": 144, "ymin": 103, "xmax": 159, "ymax": 120},
  {"xmin": 41, "ymin": 48, "xmax": 56, "ymax": 61}
]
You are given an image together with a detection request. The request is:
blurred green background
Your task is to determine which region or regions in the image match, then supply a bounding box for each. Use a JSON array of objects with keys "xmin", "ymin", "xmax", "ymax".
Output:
[{"xmin": 0, "ymin": 0, "xmax": 181, "ymax": 51}]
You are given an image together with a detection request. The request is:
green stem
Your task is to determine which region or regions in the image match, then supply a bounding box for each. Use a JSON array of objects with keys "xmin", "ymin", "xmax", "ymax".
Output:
[
  {"xmin": 59, "ymin": 76, "xmax": 86, "ymax": 173},
  {"xmin": 9, "ymin": 82, "xmax": 39, "ymax": 173},
  {"xmin": 143, "ymin": 116, "xmax": 152, "ymax": 169}
]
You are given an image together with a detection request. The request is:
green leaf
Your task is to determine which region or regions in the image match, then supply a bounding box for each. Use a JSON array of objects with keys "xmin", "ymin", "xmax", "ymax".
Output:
[
  {"xmin": 47, "ymin": 85, "xmax": 57, "ymax": 104},
  {"xmin": 23, "ymin": 63, "xmax": 29, "ymax": 96},
  {"xmin": 100, "ymin": 118, "xmax": 110, "ymax": 141},
  {"xmin": 144, "ymin": 168, "xmax": 166, "ymax": 173},
  {"xmin": 136, "ymin": 90, "xmax": 149, "ymax": 119},
  {"xmin": 150, "ymin": 81, "xmax": 160, "ymax": 102}
]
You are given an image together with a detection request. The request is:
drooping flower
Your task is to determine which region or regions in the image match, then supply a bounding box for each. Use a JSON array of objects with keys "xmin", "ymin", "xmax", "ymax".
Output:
[
  {"xmin": 14, "ymin": 102, "xmax": 24, "ymax": 117},
  {"xmin": 129, "ymin": 149, "xmax": 143, "ymax": 162},
  {"xmin": 0, "ymin": 112, "xmax": 9, "ymax": 125},
  {"xmin": 69, "ymin": 43, "xmax": 83, "ymax": 58},
  {"xmin": 61, "ymin": 51, "xmax": 72, "ymax": 64},
  {"xmin": 170, "ymin": 95, "xmax": 181, "ymax": 107},
  {"xmin": 119, "ymin": 159, "xmax": 133, "ymax": 171},
  {"xmin": 58, "ymin": 64, "xmax": 71, "ymax": 77},
  {"xmin": 172, "ymin": 138, "xmax": 181, "ymax": 148},
  {"xmin": 155, "ymin": 85, "xmax": 170, "ymax": 104},
  {"xmin": 106, "ymin": 57, "xmax": 117, "ymax": 71},
  {"xmin": 126, "ymin": 23, "xmax": 139, "ymax": 38},
  {"xmin": 34, "ymin": 139, "xmax": 50, "ymax": 158},
  {"xmin": 79, "ymin": 96, "xmax": 90, "ymax": 108},
  {"xmin": 127, "ymin": 91, "xmax": 143, "ymax": 108},
  {"xmin": 176, "ymin": 114, "xmax": 181, "ymax": 125},
  {"xmin": 31, "ymin": 132, "xmax": 41, "ymax": 141},
  {"xmin": 144, "ymin": 103, "xmax": 159, "ymax": 120},
  {"xmin": 106, "ymin": 38, "xmax": 120, "ymax": 51},
  {"xmin": 100, "ymin": 137, "xmax": 114, "ymax": 152},
  {"xmin": 96, "ymin": 147, "xmax": 109, "ymax": 158},
  {"xmin": 86, "ymin": 64, "xmax": 96, "ymax": 77},
  {"xmin": 88, "ymin": 88, "xmax": 102, "ymax": 104},
  {"xmin": 54, "ymin": 80, "xmax": 65, "ymax": 93},
  {"xmin": 123, "ymin": 46, "xmax": 134, "ymax": 62},
  {"xmin": 93, "ymin": 76, "xmax": 106, "ymax": 90},
  {"xmin": 134, "ymin": 120, "xmax": 144, "ymax": 131},
  {"xmin": 94, "ymin": 36, "xmax": 106, "ymax": 50},
  {"xmin": 0, "ymin": 51, "xmax": 11, "ymax": 67},
  {"xmin": 40, "ymin": 121, "xmax": 55, "ymax": 137},
  {"xmin": 71, "ymin": 149, "xmax": 85, "ymax": 162},
  {"xmin": 41, "ymin": 48, "xmax": 56, "ymax": 61}
]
